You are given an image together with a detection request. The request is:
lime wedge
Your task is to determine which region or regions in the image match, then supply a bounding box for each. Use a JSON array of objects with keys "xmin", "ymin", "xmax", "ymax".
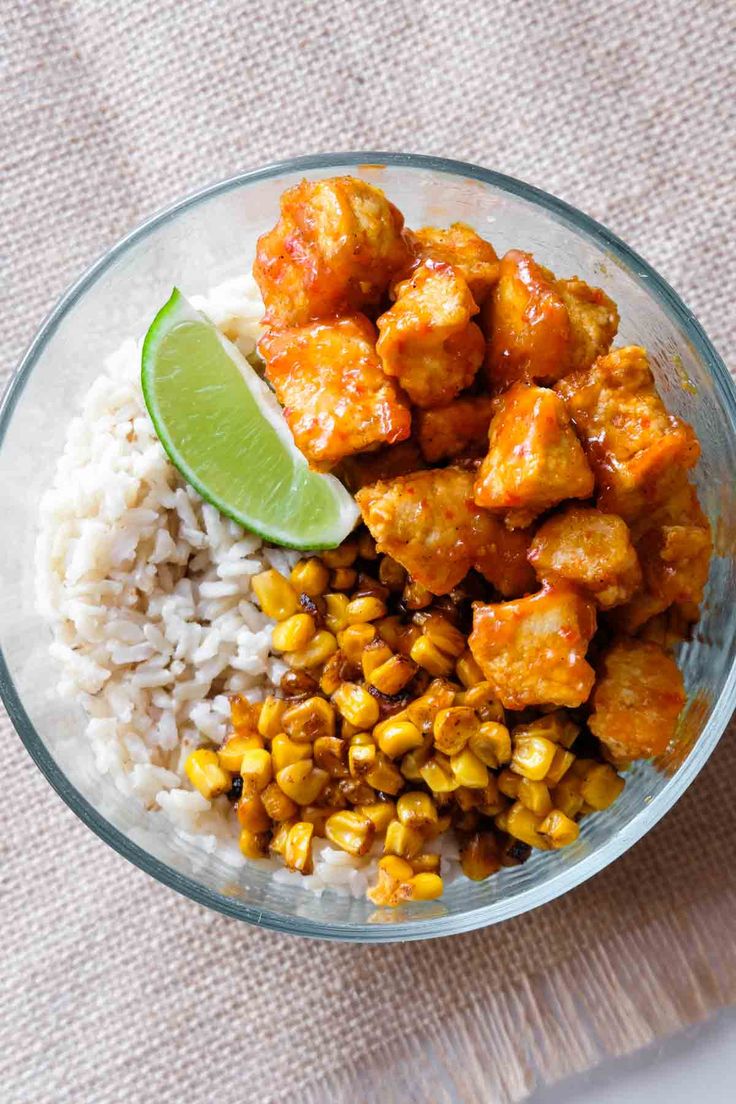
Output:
[{"xmin": 141, "ymin": 289, "xmax": 360, "ymax": 550}]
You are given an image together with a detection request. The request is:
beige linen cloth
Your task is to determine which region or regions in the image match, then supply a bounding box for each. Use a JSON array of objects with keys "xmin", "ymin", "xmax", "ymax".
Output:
[{"xmin": 2, "ymin": 2, "xmax": 735, "ymax": 1102}]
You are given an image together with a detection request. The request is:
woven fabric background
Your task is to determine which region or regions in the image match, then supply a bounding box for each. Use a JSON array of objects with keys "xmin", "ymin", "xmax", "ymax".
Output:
[{"xmin": 1, "ymin": 2, "xmax": 735, "ymax": 1102}]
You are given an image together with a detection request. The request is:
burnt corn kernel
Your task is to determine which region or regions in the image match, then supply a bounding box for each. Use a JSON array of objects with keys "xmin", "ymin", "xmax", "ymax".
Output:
[{"xmin": 227, "ymin": 775, "xmax": 243, "ymax": 803}]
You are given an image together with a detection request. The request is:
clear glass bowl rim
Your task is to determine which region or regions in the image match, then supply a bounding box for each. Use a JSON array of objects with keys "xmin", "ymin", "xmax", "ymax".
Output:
[{"xmin": 2, "ymin": 150, "xmax": 735, "ymax": 943}]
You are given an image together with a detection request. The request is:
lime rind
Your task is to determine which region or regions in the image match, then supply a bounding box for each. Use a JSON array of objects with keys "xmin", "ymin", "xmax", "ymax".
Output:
[{"xmin": 141, "ymin": 289, "xmax": 360, "ymax": 550}]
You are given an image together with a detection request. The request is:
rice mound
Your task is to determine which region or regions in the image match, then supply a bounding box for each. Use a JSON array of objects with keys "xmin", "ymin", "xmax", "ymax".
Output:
[{"xmin": 34, "ymin": 275, "xmax": 461, "ymax": 899}]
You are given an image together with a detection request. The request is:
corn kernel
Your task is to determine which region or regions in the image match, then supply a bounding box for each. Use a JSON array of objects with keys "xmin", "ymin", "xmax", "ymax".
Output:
[
  {"xmin": 397, "ymin": 622, "xmax": 423, "ymax": 657},
  {"xmin": 422, "ymin": 614, "xmax": 466, "ymax": 658},
  {"xmin": 580, "ymin": 763, "xmax": 625, "ymax": 810},
  {"xmin": 338, "ymin": 623, "xmax": 377, "ymax": 664},
  {"xmin": 374, "ymin": 717, "xmax": 423, "ymax": 759},
  {"xmin": 348, "ymin": 741, "xmax": 377, "ymax": 778},
  {"xmin": 454, "ymin": 785, "xmax": 481, "ymax": 812},
  {"xmin": 282, "ymin": 696, "xmax": 335, "ymax": 743},
  {"xmin": 331, "ymin": 567, "xmax": 357, "ymax": 590},
  {"xmin": 236, "ymin": 793, "xmax": 271, "ymax": 832},
  {"xmin": 337, "ymin": 777, "xmax": 376, "ymax": 805},
  {"xmin": 468, "ymin": 722, "xmax": 509, "ymax": 768},
  {"xmin": 403, "ymin": 579, "xmax": 433, "ymax": 610},
  {"xmin": 240, "ymin": 748, "xmax": 273, "ymax": 795},
  {"xmin": 270, "ymin": 733, "xmax": 311, "ymax": 773},
  {"xmin": 361, "ymin": 640, "xmax": 393, "ymax": 680},
  {"xmin": 410, "ymin": 872, "xmax": 443, "ymax": 900},
  {"xmin": 185, "ymin": 748, "xmax": 232, "ymax": 800},
  {"xmin": 325, "ymin": 810, "xmax": 375, "ymax": 856},
  {"xmin": 450, "ymin": 747, "xmax": 489, "ymax": 789},
  {"xmin": 420, "ymin": 755, "xmax": 459, "ymax": 793},
  {"xmin": 377, "ymin": 555, "xmax": 406, "ymax": 591},
  {"xmin": 346, "ymin": 596, "xmax": 388, "ymax": 624},
  {"xmin": 397, "ymin": 791, "xmax": 438, "ymax": 831},
  {"xmin": 410, "ymin": 635, "xmax": 455, "ymax": 677},
  {"xmin": 321, "ymin": 542, "xmax": 358, "ymax": 568},
  {"xmin": 399, "ymin": 743, "xmax": 432, "ymax": 781},
  {"xmin": 251, "ymin": 569, "xmax": 299, "ymax": 621},
  {"xmin": 376, "ymin": 614, "xmax": 403, "ymax": 649},
  {"xmin": 255, "ymin": 697, "xmax": 284, "ymax": 740},
  {"xmin": 259, "ymin": 782, "xmax": 298, "ymax": 822},
  {"xmin": 230, "ymin": 694, "xmax": 257, "ymax": 730},
  {"xmin": 406, "ymin": 680, "xmax": 457, "ymax": 732},
  {"xmin": 551, "ymin": 776, "xmax": 584, "ymax": 818},
  {"xmin": 332, "ymin": 682, "xmax": 380, "ymax": 729},
  {"xmin": 506, "ymin": 801, "xmax": 550, "ymax": 849},
  {"xmin": 511, "ymin": 735, "xmax": 557, "ymax": 781},
  {"xmin": 518, "ymin": 778, "xmax": 553, "ymax": 817},
  {"xmin": 477, "ymin": 776, "xmax": 506, "ymax": 816},
  {"xmin": 367, "ymin": 856, "xmax": 414, "ymax": 907},
  {"xmin": 217, "ymin": 732, "xmax": 264, "ymax": 772},
  {"xmin": 290, "ymin": 558, "xmax": 330, "ymax": 597},
  {"xmin": 271, "ymin": 613, "xmax": 316, "ymax": 653},
  {"xmin": 498, "ymin": 768, "xmax": 522, "ymax": 799},
  {"xmin": 324, "ymin": 593, "xmax": 350, "ymax": 633},
  {"xmin": 239, "ymin": 828, "xmax": 270, "ymax": 859},
  {"xmin": 298, "ymin": 805, "xmax": 339, "ymax": 835},
  {"xmin": 276, "ymin": 760, "xmax": 329, "ymax": 804},
  {"xmin": 461, "ymin": 832, "xmax": 501, "ymax": 881},
  {"xmin": 365, "ymin": 751, "xmax": 404, "ymax": 795},
  {"xmin": 456, "ymin": 651, "xmax": 484, "ymax": 688},
  {"xmin": 411, "ymin": 853, "xmax": 441, "ymax": 875},
  {"xmin": 385, "ymin": 818, "xmax": 425, "ymax": 859},
  {"xmin": 358, "ymin": 531, "xmax": 378, "ymax": 559},
  {"xmin": 269, "ymin": 820, "xmax": 293, "ymax": 856},
  {"xmin": 545, "ymin": 746, "xmax": 575, "ymax": 786},
  {"xmin": 516, "ymin": 712, "xmax": 580, "ymax": 748},
  {"xmin": 286, "ymin": 630, "xmax": 338, "ymax": 670},
  {"xmin": 314, "ymin": 735, "xmax": 348, "ymax": 777},
  {"xmin": 433, "ymin": 706, "xmax": 478, "ymax": 755},
  {"xmin": 357, "ymin": 801, "xmax": 396, "ymax": 834},
  {"xmin": 282, "ymin": 821, "xmax": 313, "ymax": 873},
  {"xmin": 368, "ymin": 654, "xmax": 416, "ymax": 695},
  {"xmin": 539, "ymin": 809, "xmax": 580, "ymax": 848}
]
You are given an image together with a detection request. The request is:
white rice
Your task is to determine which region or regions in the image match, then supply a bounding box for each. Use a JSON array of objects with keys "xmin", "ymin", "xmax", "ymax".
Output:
[{"xmin": 35, "ymin": 274, "xmax": 460, "ymax": 898}]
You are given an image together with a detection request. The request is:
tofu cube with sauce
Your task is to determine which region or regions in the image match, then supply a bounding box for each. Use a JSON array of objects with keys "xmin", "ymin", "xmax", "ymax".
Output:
[
  {"xmin": 403, "ymin": 222, "xmax": 500, "ymax": 304},
  {"xmin": 415, "ymin": 396, "xmax": 494, "ymax": 463}
]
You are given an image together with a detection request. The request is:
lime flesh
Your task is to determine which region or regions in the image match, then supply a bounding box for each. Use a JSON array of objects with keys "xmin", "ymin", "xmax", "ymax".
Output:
[{"xmin": 141, "ymin": 289, "xmax": 360, "ymax": 550}]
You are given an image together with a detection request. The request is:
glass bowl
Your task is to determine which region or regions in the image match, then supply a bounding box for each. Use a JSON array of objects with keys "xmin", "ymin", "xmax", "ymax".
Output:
[{"xmin": 2, "ymin": 152, "xmax": 734, "ymax": 942}]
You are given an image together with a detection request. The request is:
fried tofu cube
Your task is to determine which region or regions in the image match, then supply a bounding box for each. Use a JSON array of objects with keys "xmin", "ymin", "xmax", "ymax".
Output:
[
  {"xmin": 259, "ymin": 315, "xmax": 411, "ymax": 469},
  {"xmin": 588, "ymin": 637, "xmax": 686, "ymax": 759},
  {"xmin": 529, "ymin": 506, "xmax": 642, "ymax": 609},
  {"xmin": 376, "ymin": 262, "xmax": 485, "ymax": 408},
  {"xmin": 556, "ymin": 278, "xmax": 619, "ymax": 374},
  {"xmin": 474, "ymin": 383, "xmax": 595, "ymax": 528},
  {"xmin": 406, "ymin": 222, "xmax": 500, "ymax": 304},
  {"xmin": 474, "ymin": 521, "xmax": 536, "ymax": 598},
  {"xmin": 469, "ymin": 584, "xmax": 597, "ymax": 709},
  {"xmin": 253, "ymin": 176, "xmax": 410, "ymax": 326},
  {"xmin": 556, "ymin": 346, "xmax": 700, "ymax": 521},
  {"xmin": 415, "ymin": 396, "xmax": 494, "ymax": 462}
]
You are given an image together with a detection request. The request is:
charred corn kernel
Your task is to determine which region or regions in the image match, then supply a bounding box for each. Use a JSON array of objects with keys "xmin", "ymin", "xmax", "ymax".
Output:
[
  {"xmin": 236, "ymin": 792, "xmax": 271, "ymax": 832},
  {"xmin": 240, "ymin": 748, "xmax": 273, "ymax": 795},
  {"xmin": 385, "ymin": 818, "xmax": 425, "ymax": 859},
  {"xmin": 410, "ymin": 872, "xmax": 443, "ymax": 900},
  {"xmin": 348, "ymin": 741, "xmax": 377, "ymax": 778},
  {"xmin": 346, "ymin": 596, "xmax": 387, "ymax": 624},
  {"xmin": 411, "ymin": 853, "xmax": 441, "ymax": 874},
  {"xmin": 217, "ymin": 732, "xmax": 263, "ymax": 772},
  {"xmin": 333, "ymin": 682, "xmax": 380, "ymax": 729},
  {"xmin": 376, "ymin": 614, "xmax": 403, "ymax": 649},
  {"xmin": 251, "ymin": 569, "xmax": 299, "ymax": 621},
  {"xmin": 357, "ymin": 801, "xmax": 396, "ymax": 834},
  {"xmin": 450, "ymin": 747, "xmax": 489, "ymax": 789},
  {"xmin": 517, "ymin": 712, "xmax": 580, "ymax": 748},
  {"xmin": 506, "ymin": 801, "xmax": 550, "ymax": 849},
  {"xmin": 325, "ymin": 810, "xmax": 375, "ymax": 856},
  {"xmin": 455, "ymin": 785, "xmax": 482, "ymax": 812},
  {"xmin": 239, "ymin": 828, "xmax": 270, "ymax": 859},
  {"xmin": 337, "ymin": 777, "xmax": 376, "ymax": 805},
  {"xmin": 282, "ymin": 696, "xmax": 335, "ymax": 743},
  {"xmin": 269, "ymin": 819, "xmax": 292, "ymax": 856},
  {"xmin": 366, "ymin": 751, "xmax": 404, "ymax": 795},
  {"xmin": 276, "ymin": 760, "xmax": 329, "ymax": 804},
  {"xmin": 477, "ymin": 776, "xmax": 505, "ymax": 816},
  {"xmin": 290, "ymin": 557, "xmax": 330, "ymax": 597},
  {"xmin": 271, "ymin": 733, "xmax": 311, "ymax": 773},
  {"xmin": 361, "ymin": 640, "xmax": 393, "ymax": 680},
  {"xmin": 469, "ymin": 722, "xmax": 510, "ymax": 768},
  {"xmin": 400, "ymin": 743, "xmax": 432, "ymax": 781},
  {"xmin": 420, "ymin": 755, "xmax": 459, "ymax": 793},
  {"xmin": 319, "ymin": 652, "xmax": 344, "ymax": 696},
  {"xmin": 298, "ymin": 805, "xmax": 339, "ymax": 835},
  {"xmin": 403, "ymin": 579, "xmax": 433, "ymax": 609},
  {"xmin": 423, "ymin": 614, "xmax": 466, "ymax": 658},
  {"xmin": 286, "ymin": 630, "xmax": 338, "ymax": 670},
  {"xmin": 461, "ymin": 832, "xmax": 501, "ymax": 881},
  {"xmin": 337, "ymin": 623, "xmax": 376, "ymax": 663},
  {"xmin": 257, "ymin": 696, "xmax": 287, "ymax": 739},
  {"xmin": 546, "ymin": 746, "xmax": 575, "ymax": 786},
  {"xmin": 397, "ymin": 622, "xmax": 423, "ymax": 657},
  {"xmin": 321, "ymin": 542, "xmax": 358, "ymax": 568},
  {"xmin": 368, "ymin": 654, "xmax": 416, "ymax": 695},
  {"xmin": 314, "ymin": 735, "xmax": 348, "ymax": 777},
  {"xmin": 271, "ymin": 613, "xmax": 316, "ymax": 652},
  {"xmin": 376, "ymin": 555, "xmax": 405, "ymax": 591},
  {"xmin": 260, "ymin": 782, "xmax": 298, "ymax": 822},
  {"xmin": 406, "ymin": 680, "xmax": 457, "ymax": 732},
  {"xmin": 231, "ymin": 694, "xmax": 257, "ymax": 730},
  {"xmin": 433, "ymin": 706, "xmax": 478, "ymax": 755},
  {"xmin": 410, "ymin": 635, "xmax": 455, "ymax": 677},
  {"xmin": 358, "ymin": 531, "xmax": 378, "ymax": 560},
  {"xmin": 375, "ymin": 717, "xmax": 423, "ymax": 758},
  {"xmin": 552, "ymin": 776, "xmax": 584, "ymax": 819},
  {"xmin": 331, "ymin": 567, "xmax": 357, "ymax": 590},
  {"xmin": 518, "ymin": 778, "xmax": 553, "ymax": 817},
  {"xmin": 284, "ymin": 821, "xmax": 314, "ymax": 873},
  {"xmin": 494, "ymin": 808, "xmax": 510, "ymax": 832},
  {"xmin": 539, "ymin": 809, "xmax": 580, "ymax": 848},
  {"xmin": 324, "ymin": 593, "xmax": 350, "ymax": 633},
  {"xmin": 580, "ymin": 763, "xmax": 625, "ymax": 810},
  {"xmin": 456, "ymin": 651, "xmax": 484, "ymax": 688},
  {"xmin": 185, "ymin": 748, "xmax": 232, "ymax": 799},
  {"xmin": 498, "ymin": 768, "xmax": 522, "ymax": 799},
  {"xmin": 397, "ymin": 791, "xmax": 438, "ymax": 830},
  {"xmin": 511, "ymin": 735, "xmax": 557, "ymax": 781},
  {"xmin": 367, "ymin": 855, "xmax": 414, "ymax": 907}
]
